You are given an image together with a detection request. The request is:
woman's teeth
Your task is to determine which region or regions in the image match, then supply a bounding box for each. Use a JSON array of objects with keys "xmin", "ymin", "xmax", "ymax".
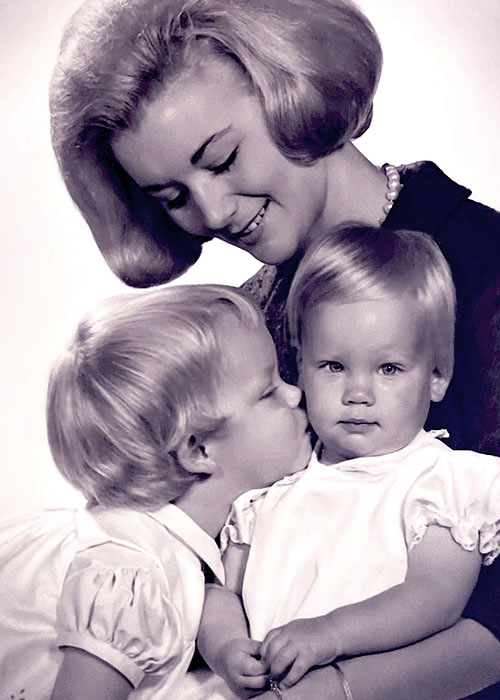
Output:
[{"xmin": 241, "ymin": 200, "xmax": 269, "ymax": 236}]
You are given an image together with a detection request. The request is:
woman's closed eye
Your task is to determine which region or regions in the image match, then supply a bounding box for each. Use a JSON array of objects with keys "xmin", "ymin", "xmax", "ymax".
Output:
[
  {"xmin": 165, "ymin": 188, "xmax": 188, "ymax": 210},
  {"xmin": 161, "ymin": 147, "xmax": 239, "ymax": 210},
  {"xmin": 209, "ymin": 147, "xmax": 239, "ymax": 175}
]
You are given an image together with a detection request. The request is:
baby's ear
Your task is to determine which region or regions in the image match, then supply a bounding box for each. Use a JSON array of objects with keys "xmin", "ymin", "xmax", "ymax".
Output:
[
  {"xmin": 430, "ymin": 369, "xmax": 450, "ymax": 403},
  {"xmin": 177, "ymin": 434, "xmax": 216, "ymax": 474}
]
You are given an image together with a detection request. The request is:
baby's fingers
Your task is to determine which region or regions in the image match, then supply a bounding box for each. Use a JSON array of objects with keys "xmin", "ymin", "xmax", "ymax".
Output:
[
  {"xmin": 241, "ymin": 673, "xmax": 271, "ymax": 691},
  {"xmin": 260, "ymin": 627, "xmax": 284, "ymax": 661},
  {"xmin": 240, "ymin": 653, "xmax": 268, "ymax": 678},
  {"xmin": 267, "ymin": 643, "xmax": 297, "ymax": 681},
  {"xmin": 280, "ymin": 654, "xmax": 311, "ymax": 688}
]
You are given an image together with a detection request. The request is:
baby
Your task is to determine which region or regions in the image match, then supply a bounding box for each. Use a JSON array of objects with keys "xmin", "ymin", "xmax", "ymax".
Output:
[
  {"xmin": 0, "ymin": 284, "xmax": 311, "ymax": 700},
  {"xmin": 198, "ymin": 226, "xmax": 500, "ymax": 699}
]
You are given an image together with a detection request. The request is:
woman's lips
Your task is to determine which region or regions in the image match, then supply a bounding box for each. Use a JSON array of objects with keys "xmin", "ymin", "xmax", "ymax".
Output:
[{"xmin": 233, "ymin": 199, "xmax": 270, "ymax": 240}]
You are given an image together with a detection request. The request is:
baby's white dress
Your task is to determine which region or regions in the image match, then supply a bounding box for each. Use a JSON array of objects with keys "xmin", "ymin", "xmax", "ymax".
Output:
[
  {"xmin": 0, "ymin": 504, "xmax": 224, "ymax": 700},
  {"xmin": 223, "ymin": 430, "xmax": 500, "ymax": 641}
]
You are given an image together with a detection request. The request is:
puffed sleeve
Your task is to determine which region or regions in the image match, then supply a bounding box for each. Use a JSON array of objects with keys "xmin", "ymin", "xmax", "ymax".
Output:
[
  {"xmin": 404, "ymin": 450, "xmax": 500, "ymax": 565},
  {"xmin": 56, "ymin": 544, "xmax": 184, "ymax": 688},
  {"xmin": 220, "ymin": 488, "xmax": 268, "ymax": 553}
]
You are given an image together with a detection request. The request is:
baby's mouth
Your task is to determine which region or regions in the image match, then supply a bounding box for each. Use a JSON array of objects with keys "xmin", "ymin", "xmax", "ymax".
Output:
[
  {"xmin": 339, "ymin": 420, "xmax": 377, "ymax": 433},
  {"xmin": 234, "ymin": 199, "xmax": 270, "ymax": 239}
]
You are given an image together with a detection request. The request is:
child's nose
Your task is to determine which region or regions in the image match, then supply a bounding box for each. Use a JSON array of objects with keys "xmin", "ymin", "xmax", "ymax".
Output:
[{"xmin": 278, "ymin": 382, "xmax": 302, "ymax": 408}]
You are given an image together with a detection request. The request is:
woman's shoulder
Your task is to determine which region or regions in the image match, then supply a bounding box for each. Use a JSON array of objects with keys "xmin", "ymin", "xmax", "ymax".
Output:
[
  {"xmin": 389, "ymin": 160, "xmax": 500, "ymax": 243},
  {"xmin": 389, "ymin": 160, "xmax": 500, "ymax": 293}
]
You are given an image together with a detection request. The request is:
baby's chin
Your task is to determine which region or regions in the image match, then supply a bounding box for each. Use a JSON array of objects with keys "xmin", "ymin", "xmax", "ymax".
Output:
[{"xmin": 322, "ymin": 434, "xmax": 415, "ymax": 464}]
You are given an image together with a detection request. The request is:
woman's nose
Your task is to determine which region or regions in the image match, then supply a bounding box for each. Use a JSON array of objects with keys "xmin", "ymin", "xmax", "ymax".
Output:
[
  {"xmin": 278, "ymin": 382, "xmax": 302, "ymax": 409},
  {"xmin": 342, "ymin": 373, "xmax": 374, "ymax": 406},
  {"xmin": 192, "ymin": 179, "xmax": 235, "ymax": 232}
]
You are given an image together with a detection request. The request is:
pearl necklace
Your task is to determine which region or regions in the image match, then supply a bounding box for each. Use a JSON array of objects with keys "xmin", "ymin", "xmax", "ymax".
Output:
[{"xmin": 380, "ymin": 164, "xmax": 402, "ymax": 224}]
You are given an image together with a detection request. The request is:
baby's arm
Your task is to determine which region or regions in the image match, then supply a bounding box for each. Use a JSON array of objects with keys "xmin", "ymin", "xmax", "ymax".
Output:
[
  {"xmin": 51, "ymin": 647, "xmax": 132, "ymax": 700},
  {"xmin": 262, "ymin": 524, "xmax": 482, "ymax": 686},
  {"xmin": 197, "ymin": 542, "xmax": 268, "ymax": 697}
]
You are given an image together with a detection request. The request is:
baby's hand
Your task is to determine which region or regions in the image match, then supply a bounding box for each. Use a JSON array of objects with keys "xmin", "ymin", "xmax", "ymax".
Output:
[
  {"xmin": 216, "ymin": 638, "xmax": 269, "ymax": 698},
  {"xmin": 260, "ymin": 616, "xmax": 340, "ymax": 688}
]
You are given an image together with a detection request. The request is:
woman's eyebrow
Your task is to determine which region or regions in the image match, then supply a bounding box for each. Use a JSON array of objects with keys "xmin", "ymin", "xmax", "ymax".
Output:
[
  {"xmin": 191, "ymin": 125, "xmax": 234, "ymax": 165},
  {"xmin": 141, "ymin": 126, "xmax": 234, "ymax": 193}
]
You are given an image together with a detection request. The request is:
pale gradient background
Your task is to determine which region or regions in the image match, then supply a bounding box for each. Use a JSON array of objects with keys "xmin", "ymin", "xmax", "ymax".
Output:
[{"xmin": 1, "ymin": 0, "xmax": 499, "ymax": 516}]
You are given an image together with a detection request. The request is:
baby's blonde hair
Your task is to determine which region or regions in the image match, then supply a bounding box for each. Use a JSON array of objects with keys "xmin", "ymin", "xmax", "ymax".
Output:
[
  {"xmin": 46, "ymin": 284, "xmax": 262, "ymax": 509},
  {"xmin": 288, "ymin": 225, "xmax": 456, "ymax": 381}
]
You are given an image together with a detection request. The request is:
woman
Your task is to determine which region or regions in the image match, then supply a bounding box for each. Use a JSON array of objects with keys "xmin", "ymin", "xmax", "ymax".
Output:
[{"xmin": 50, "ymin": 0, "xmax": 500, "ymax": 697}]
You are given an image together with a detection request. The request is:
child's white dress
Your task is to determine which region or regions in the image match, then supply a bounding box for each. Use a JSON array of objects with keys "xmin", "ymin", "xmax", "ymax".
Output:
[
  {"xmin": 223, "ymin": 430, "xmax": 500, "ymax": 641},
  {"xmin": 0, "ymin": 504, "xmax": 224, "ymax": 700}
]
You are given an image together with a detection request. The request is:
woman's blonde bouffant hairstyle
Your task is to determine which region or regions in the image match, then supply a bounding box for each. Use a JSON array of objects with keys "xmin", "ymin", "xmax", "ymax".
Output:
[
  {"xmin": 46, "ymin": 284, "xmax": 262, "ymax": 510},
  {"xmin": 288, "ymin": 226, "xmax": 457, "ymax": 383},
  {"xmin": 50, "ymin": 0, "xmax": 382, "ymax": 287}
]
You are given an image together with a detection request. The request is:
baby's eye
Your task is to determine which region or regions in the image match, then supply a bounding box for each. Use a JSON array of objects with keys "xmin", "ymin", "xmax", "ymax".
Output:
[
  {"xmin": 210, "ymin": 147, "xmax": 239, "ymax": 175},
  {"xmin": 321, "ymin": 361, "xmax": 344, "ymax": 373},
  {"xmin": 379, "ymin": 363, "xmax": 401, "ymax": 376}
]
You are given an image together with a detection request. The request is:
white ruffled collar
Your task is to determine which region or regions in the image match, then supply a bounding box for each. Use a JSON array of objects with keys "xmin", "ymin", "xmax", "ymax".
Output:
[{"xmin": 313, "ymin": 429, "xmax": 449, "ymax": 476}]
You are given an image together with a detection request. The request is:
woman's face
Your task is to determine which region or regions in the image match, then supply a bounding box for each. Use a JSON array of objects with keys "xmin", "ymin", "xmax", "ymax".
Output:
[{"xmin": 111, "ymin": 57, "xmax": 329, "ymax": 265}]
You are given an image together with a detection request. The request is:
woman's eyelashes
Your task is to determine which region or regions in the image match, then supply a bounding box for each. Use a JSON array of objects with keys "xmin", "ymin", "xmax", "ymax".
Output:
[
  {"xmin": 166, "ymin": 189, "xmax": 188, "ymax": 210},
  {"xmin": 209, "ymin": 146, "xmax": 239, "ymax": 175},
  {"xmin": 164, "ymin": 147, "xmax": 239, "ymax": 210}
]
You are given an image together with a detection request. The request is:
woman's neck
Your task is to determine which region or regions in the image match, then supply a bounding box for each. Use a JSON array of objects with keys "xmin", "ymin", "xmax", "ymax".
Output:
[{"xmin": 312, "ymin": 143, "xmax": 390, "ymax": 238}]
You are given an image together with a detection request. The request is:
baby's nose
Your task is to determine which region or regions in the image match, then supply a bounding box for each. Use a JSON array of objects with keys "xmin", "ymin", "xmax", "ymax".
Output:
[{"xmin": 342, "ymin": 374, "xmax": 374, "ymax": 405}]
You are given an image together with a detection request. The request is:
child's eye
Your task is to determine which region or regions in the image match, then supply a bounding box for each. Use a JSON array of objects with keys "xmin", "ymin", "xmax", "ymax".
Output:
[
  {"xmin": 210, "ymin": 147, "xmax": 239, "ymax": 175},
  {"xmin": 379, "ymin": 363, "xmax": 401, "ymax": 376},
  {"xmin": 260, "ymin": 387, "xmax": 277, "ymax": 400},
  {"xmin": 320, "ymin": 361, "xmax": 344, "ymax": 373}
]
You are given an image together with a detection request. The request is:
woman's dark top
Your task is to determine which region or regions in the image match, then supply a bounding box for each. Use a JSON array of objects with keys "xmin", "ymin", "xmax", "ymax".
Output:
[{"xmin": 241, "ymin": 161, "xmax": 500, "ymax": 661}]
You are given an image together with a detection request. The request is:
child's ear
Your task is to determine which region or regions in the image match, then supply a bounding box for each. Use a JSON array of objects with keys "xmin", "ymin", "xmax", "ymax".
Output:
[
  {"xmin": 177, "ymin": 434, "xmax": 216, "ymax": 475},
  {"xmin": 430, "ymin": 369, "xmax": 450, "ymax": 403},
  {"xmin": 294, "ymin": 345, "xmax": 304, "ymax": 389}
]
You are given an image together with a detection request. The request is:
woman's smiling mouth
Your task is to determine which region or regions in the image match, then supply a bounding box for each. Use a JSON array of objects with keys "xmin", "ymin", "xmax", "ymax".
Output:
[{"xmin": 233, "ymin": 199, "xmax": 270, "ymax": 240}]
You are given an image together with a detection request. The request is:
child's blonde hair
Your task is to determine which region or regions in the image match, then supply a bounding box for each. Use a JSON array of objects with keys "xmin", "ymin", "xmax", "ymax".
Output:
[
  {"xmin": 288, "ymin": 225, "xmax": 456, "ymax": 381},
  {"xmin": 46, "ymin": 284, "xmax": 262, "ymax": 509}
]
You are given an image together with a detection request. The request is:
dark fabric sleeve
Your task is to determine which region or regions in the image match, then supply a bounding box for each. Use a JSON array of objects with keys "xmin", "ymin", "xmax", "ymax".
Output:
[
  {"xmin": 464, "ymin": 556, "xmax": 500, "ymax": 641},
  {"xmin": 385, "ymin": 163, "xmax": 500, "ymax": 453}
]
